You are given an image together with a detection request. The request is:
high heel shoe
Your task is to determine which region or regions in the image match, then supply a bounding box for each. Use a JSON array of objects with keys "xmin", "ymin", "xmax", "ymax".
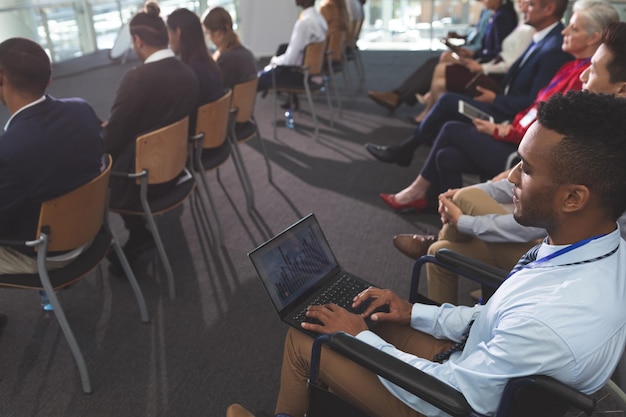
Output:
[{"xmin": 379, "ymin": 193, "xmax": 428, "ymax": 213}]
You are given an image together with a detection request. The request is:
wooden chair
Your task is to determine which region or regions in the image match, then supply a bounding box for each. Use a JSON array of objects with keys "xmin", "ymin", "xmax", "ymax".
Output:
[
  {"xmin": 190, "ymin": 89, "xmax": 253, "ymax": 246},
  {"xmin": 229, "ymin": 78, "xmax": 272, "ymax": 211},
  {"xmin": 345, "ymin": 17, "xmax": 365, "ymax": 91},
  {"xmin": 324, "ymin": 30, "xmax": 352, "ymax": 112},
  {"xmin": 271, "ymin": 40, "xmax": 333, "ymax": 140},
  {"xmin": 0, "ymin": 155, "xmax": 149, "ymax": 394},
  {"xmin": 109, "ymin": 117, "xmax": 195, "ymax": 300}
]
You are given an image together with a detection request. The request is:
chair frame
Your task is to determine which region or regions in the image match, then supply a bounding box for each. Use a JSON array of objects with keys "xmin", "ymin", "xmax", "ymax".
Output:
[
  {"xmin": 271, "ymin": 39, "xmax": 334, "ymax": 140},
  {"xmin": 229, "ymin": 78, "xmax": 273, "ymax": 211},
  {"xmin": 110, "ymin": 116, "xmax": 195, "ymax": 300},
  {"xmin": 324, "ymin": 30, "xmax": 352, "ymax": 113},
  {"xmin": 0, "ymin": 155, "xmax": 149, "ymax": 394}
]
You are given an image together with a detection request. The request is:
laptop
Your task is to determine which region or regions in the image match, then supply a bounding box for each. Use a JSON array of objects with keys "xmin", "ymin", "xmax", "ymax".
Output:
[{"xmin": 248, "ymin": 213, "xmax": 383, "ymax": 335}]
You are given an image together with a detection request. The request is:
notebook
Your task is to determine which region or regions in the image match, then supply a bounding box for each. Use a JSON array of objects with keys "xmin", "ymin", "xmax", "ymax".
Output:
[{"xmin": 248, "ymin": 213, "xmax": 381, "ymax": 336}]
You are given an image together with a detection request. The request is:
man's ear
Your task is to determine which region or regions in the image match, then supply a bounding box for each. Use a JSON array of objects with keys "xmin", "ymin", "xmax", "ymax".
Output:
[
  {"xmin": 616, "ymin": 82, "xmax": 626, "ymax": 97},
  {"xmin": 561, "ymin": 184, "xmax": 591, "ymax": 214}
]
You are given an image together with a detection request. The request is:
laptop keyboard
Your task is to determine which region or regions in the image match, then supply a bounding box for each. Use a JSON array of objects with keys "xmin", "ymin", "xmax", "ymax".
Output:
[{"xmin": 292, "ymin": 274, "xmax": 370, "ymax": 325}]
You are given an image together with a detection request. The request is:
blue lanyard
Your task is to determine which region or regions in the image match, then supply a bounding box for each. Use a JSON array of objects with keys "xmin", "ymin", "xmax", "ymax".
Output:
[{"xmin": 524, "ymin": 234, "xmax": 607, "ymax": 271}]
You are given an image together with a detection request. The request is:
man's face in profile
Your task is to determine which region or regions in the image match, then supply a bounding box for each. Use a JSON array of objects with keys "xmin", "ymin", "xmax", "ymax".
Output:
[{"xmin": 580, "ymin": 44, "xmax": 623, "ymax": 95}]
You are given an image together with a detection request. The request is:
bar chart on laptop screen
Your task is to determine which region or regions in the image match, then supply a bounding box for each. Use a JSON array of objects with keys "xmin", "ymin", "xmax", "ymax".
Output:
[{"xmin": 272, "ymin": 226, "xmax": 333, "ymax": 303}]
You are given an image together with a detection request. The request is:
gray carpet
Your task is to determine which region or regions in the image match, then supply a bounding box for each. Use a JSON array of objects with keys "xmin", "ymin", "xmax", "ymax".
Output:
[{"xmin": 0, "ymin": 49, "xmax": 480, "ymax": 417}]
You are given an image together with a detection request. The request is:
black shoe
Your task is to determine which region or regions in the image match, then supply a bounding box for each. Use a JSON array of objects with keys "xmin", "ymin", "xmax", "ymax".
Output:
[
  {"xmin": 280, "ymin": 94, "xmax": 299, "ymax": 111},
  {"xmin": 365, "ymin": 143, "xmax": 413, "ymax": 167}
]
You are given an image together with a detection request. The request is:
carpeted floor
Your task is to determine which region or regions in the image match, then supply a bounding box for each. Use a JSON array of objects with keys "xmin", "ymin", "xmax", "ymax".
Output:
[{"xmin": 0, "ymin": 49, "xmax": 481, "ymax": 417}]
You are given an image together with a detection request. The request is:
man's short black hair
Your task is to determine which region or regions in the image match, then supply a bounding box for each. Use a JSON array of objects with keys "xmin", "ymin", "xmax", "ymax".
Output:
[
  {"xmin": 538, "ymin": 91, "xmax": 626, "ymax": 220},
  {"xmin": 601, "ymin": 22, "xmax": 626, "ymax": 84},
  {"xmin": 0, "ymin": 38, "xmax": 51, "ymax": 97}
]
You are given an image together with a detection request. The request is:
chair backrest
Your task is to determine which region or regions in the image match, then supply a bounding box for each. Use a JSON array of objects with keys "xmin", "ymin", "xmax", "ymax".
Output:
[
  {"xmin": 135, "ymin": 117, "xmax": 189, "ymax": 185},
  {"xmin": 37, "ymin": 155, "xmax": 111, "ymax": 252},
  {"xmin": 196, "ymin": 89, "xmax": 232, "ymax": 149},
  {"xmin": 303, "ymin": 40, "xmax": 327, "ymax": 76},
  {"xmin": 231, "ymin": 78, "xmax": 258, "ymax": 123},
  {"xmin": 327, "ymin": 31, "xmax": 346, "ymax": 62},
  {"xmin": 347, "ymin": 17, "xmax": 364, "ymax": 47}
]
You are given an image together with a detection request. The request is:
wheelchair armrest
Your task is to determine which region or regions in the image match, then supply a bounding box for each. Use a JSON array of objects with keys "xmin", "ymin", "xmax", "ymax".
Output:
[
  {"xmin": 435, "ymin": 249, "xmax": 508, "ymax": 288},
  {"xmin": 318, "ymin": 332, "xmax": 473, "ymax": 417},
  {"xmin": 498, "ymin": 375, "xmax": 596, "ymax": 416}
]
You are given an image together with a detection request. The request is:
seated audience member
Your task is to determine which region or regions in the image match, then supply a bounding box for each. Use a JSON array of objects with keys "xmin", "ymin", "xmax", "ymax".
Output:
[
  {"xmin": 320, "ymin": 0, "xmax": 351, "ymax": 37},
  {"xmin": 366, "ymin": 0, "xmax": 573, "ymax": 167},
  {"xmin": 104, "ymin": 1, "xmax": 199, "ymax": 268},
  {"xmin": 368, "ymin": 2, "xmax": 495, "ymax": 112},
  {"xmin": 167, "ymin": 8, "xmax": 224, "ymax": 134},
  {"xmin": 393, "ymin": 20, "xmax": 626, "ymax": 306},
  {"xmin": 0, "ymin": 37, "xmax": 103, "ymax": 275},
  {"xmin": 412, "ymin": 0, "xmax": 533, "ymax": 123},
  {"xmin": 202, "ymin": 6, "xmax": 257, "ymax": 90},
  {"xmin": 378, "ymin": 0, "xmax": 618, "ymax": 212},
  {"xmin": 256, "ymin": 0, "xmax": 327, "ymax": 93},
  {"xmin": 274, "ymin": 91, "xmax": 626, "ymax": 417}
]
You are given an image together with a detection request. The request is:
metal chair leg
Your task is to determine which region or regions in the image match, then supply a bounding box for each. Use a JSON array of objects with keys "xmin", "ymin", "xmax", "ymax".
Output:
[{"xmin": 36, "ymin": 240, "xmax": 92, "ymax": 394}]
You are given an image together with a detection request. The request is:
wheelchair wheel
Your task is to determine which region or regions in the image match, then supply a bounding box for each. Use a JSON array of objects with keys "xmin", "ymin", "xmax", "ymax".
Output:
[{"xmin": 566, "ymin": 380, "xmax": 626, "ymax": 416}]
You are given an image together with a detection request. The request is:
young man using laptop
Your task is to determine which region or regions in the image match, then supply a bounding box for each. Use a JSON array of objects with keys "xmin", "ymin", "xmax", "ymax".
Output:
[{"xmin": 273, "ymin": 91, "xmax": 626, "ymax": 417}]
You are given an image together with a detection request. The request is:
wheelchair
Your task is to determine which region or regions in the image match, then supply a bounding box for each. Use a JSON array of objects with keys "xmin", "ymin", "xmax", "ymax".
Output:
[{"xmin": 305, "ymin": 249, "xmax": 626, "ymax": 417}]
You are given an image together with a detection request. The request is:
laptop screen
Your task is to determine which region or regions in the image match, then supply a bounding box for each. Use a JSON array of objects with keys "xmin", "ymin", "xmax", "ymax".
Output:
[{"xmin": 249, "ymin": 214, "xmax": 339, "ymax": 313}]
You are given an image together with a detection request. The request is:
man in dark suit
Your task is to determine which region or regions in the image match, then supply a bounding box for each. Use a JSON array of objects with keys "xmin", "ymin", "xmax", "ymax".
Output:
[
  {"xmin": 0, "ymin": 38, "xmax": 103, "ymax": 274},
  {"xmin": 104, "ymin": 1, "xmax": 198, "ymax": 266},
  {"xmin": 365, "ymin": 0, "xmax": 572, "ymax": 167}
]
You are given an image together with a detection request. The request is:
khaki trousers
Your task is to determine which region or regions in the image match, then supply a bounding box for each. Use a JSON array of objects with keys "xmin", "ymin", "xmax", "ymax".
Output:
[
  {"xmin": 275, "ymin": 325, "xmax": 455, "ymax": 417},
  {"xmin": 426, "ymin": 187, "xmax": 540, "ymax": 305},
  {"xmin": 0, "ymin": 246, "xmax": 70, "ymax": 275}
]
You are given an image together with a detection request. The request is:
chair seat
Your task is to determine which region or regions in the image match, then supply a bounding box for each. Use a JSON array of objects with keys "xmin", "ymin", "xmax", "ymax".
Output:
[
  {"xmin": 201, "ymin": 141, "xmax": 232, "ymax": 171},
  {"xmin": 0, "ymin": 227, "xmax": 112, "ymax": 289},
  {"xmin": 234, "ymin": 121, "xmax": 257, "ymax": 142},
  {"xmin": 275, "ymin": 79, "xmax": 324, "ymax": 95},
  {"xmin": 110, "ymin": 178, "xmax": 196, "ymax": 216}
]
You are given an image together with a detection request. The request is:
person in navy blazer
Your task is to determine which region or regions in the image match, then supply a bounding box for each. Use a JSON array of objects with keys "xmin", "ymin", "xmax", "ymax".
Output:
[
  {"xmin": 0, "ymin": 38, "xmax": 103, "ymax": 274},
  {"xmin": 365, "ymin": 0, "xmax": 573, "ymax": 167}
]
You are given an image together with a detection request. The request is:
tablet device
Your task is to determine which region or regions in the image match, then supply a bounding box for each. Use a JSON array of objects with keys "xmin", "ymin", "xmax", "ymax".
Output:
[{"xmin": 458, "ymin": 100, "xmax": 494, "ymax": 123}]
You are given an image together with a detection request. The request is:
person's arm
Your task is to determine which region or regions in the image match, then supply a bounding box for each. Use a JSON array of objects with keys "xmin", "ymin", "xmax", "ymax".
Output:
[
  {"xmin": 493, "ymin": 46, "xmax": 571, "ymax": 117},
  {"xmin": 0, "ymin": 160, "xmax": 22, "ymax": 236},
  {"xmin": 358, "ymin": 313, "xmax": 574, "ymax": 416},
  {"xmin": 103, "ymin": 69, "xmax": 139, "ymax": 159},
  {"xmin": 456, "ymin": 212, "xmax": 546, "ymax": 242},
  {"xmin": 482, "ymin": 25, "xmax": 534, "ymax": 75},
  {"xmin": 271, "ymin": 19, "xmax": 306, "ymax": 66}
]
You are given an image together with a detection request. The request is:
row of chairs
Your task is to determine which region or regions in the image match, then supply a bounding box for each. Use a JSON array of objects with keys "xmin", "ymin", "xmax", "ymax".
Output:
[
  {"xmin": 271, "ymin": 19, "xmax": 365, "ymax": 140},
  {"xmin": 0, "ymin": 77, "xmax": 270, "ymax": 394},
  {"xmin": 0, "ymin": 20, "xmax": 368, "ymax": 394}
]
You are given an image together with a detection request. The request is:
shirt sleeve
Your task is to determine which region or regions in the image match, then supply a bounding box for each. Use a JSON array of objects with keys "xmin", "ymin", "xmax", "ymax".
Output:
[
  {"xmin": 454, "ymin": 181, "xmax": 546, "ymax": 242},
  {"xmin": 356, "ymin": 311, "xmax": 573, "ymax": 416},
  {"xmin": 272, "ymin": 20, "xmax": 307, "ymax": 66},
  {"xmin": 456, "ymin": 212, "xmax": 546, "ymax": 242}
]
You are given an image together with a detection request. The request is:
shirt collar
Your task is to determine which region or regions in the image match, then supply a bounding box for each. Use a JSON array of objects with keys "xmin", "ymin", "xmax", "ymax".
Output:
[
  {"xmin": 4, "ymin": 95, "xmax": 46, "ymax": 131},
  {"xmin": 144, "ymin": 48, "xmax": 175, "ymax": 64},
  {"xmin": 537, "ymin": 226, "xmax": 621, "ymax": 266},
  {"xmin": 531, "ymin": 21, "xmax": 559, "ymax": 45},
  {"xmin": 300, "ymin": 6, "xmax": 316, "ymax": 19}
]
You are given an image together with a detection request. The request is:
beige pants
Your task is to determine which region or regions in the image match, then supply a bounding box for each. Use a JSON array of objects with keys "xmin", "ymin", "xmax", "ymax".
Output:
[
  {"xmin": 426, "ymin": 187, "xmax": 540, "ymax": 305},
  {"xmin": 0, "ymin": 246, "xmax": 70, "ymax": 275},
  {"xmin": 275, "ymin": 325, "xmax": 455, "ymax": 417}
]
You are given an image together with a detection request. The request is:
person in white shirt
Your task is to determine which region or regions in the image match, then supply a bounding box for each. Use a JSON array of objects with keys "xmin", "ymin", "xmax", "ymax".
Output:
[
  {"xmin": 274, "ymin": 90, "xmax": 626, "ymax": 417},
  {"xmin": 257, "ymin": 0, "xmax": 328, "ymax": 92}
]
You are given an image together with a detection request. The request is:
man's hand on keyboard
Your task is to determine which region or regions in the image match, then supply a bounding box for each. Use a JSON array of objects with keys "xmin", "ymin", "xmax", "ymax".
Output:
[
  {"xmin": 352, "ymin": 288, "xmax": 412, "ymax": 325},
  {"xmin": 301, "ymin": 304, "xmax": 368, "ymax": 336}
]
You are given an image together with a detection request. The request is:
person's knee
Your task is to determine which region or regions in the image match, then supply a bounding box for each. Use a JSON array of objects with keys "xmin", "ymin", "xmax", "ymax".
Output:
[{"xmin": 452, "ymin": 186, "xmax": 491, "ymax": 212}]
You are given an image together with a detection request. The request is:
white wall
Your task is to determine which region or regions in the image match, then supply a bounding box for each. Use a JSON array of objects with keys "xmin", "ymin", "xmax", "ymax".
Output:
[{"xmin": 238, "ymin": 0, "xmax": 299, "ymax": 57}]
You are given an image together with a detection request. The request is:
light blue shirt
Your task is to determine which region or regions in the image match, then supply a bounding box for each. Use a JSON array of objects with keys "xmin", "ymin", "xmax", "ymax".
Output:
[{"xmin": 357, "ymin": 228, "xmax": 626, "ymax": 416}]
